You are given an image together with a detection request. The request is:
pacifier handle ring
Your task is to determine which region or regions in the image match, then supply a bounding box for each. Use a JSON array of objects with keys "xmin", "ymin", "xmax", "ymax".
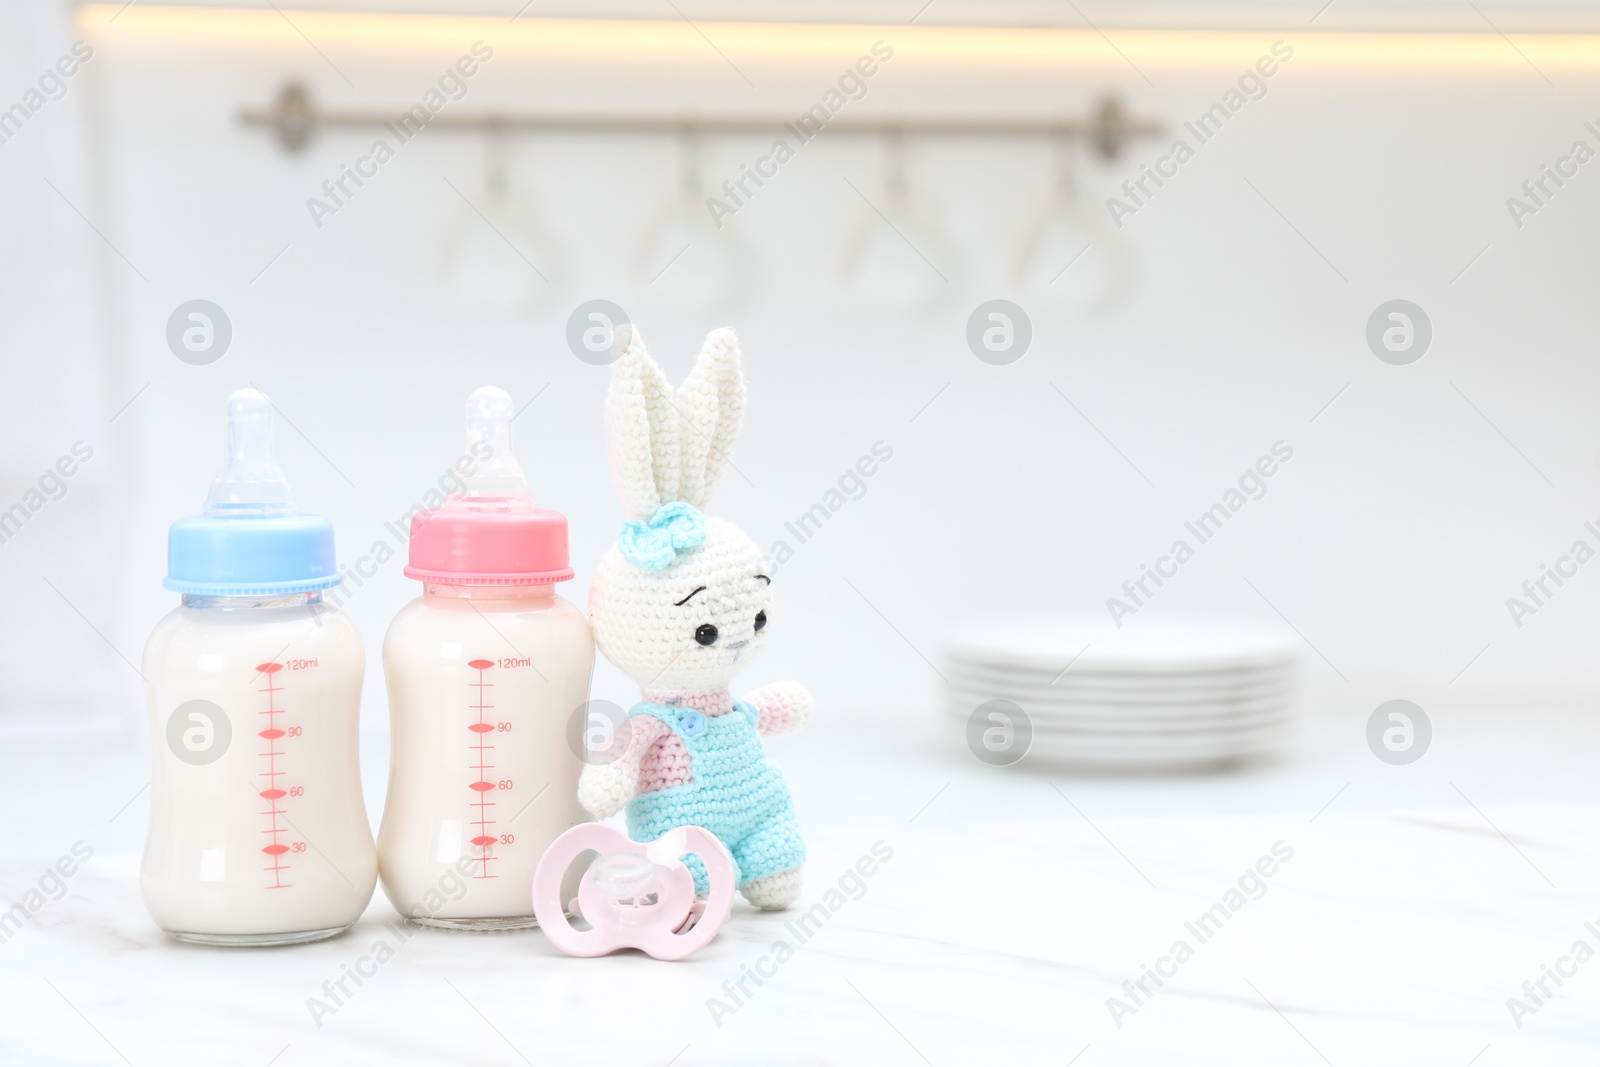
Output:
[{"xmin": 531, "ymin": 828, "xmax": 615, "ymax": 957}]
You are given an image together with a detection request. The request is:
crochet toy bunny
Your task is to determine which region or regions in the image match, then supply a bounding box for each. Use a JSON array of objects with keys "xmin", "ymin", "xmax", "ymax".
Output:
[{"xmin": 578, "ymin": 326, "xmax": 810, "ymax": 911}]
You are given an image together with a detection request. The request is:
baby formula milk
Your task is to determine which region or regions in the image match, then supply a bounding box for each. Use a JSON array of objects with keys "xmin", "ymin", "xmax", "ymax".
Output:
[
  {"xmin": 142, "ymin": 389, "xmax": 376, "ymax": 945},
  {"xmin": 379, "ymin": 387, "xmax": 592, "ymax": 929}
]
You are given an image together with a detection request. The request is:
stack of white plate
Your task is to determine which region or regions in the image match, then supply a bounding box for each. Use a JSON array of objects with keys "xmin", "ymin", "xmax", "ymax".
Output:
[{"xmin": 944, "ymin": 616, "xmax": 1299, "ymax": 772}]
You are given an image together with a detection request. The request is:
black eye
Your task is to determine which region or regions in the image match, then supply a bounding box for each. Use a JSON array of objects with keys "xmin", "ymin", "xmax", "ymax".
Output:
[
  {"xmin": 694, "ymin": 623, "xmax": 719, "ymax": 646},
  {"xmin": 753, "ymin": 611, "xmax": 767, "ymax": 631}
]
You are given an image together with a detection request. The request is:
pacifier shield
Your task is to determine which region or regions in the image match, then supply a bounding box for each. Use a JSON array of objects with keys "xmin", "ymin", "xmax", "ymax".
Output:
[{"xmin": 532, "ymin": 823, "xmax": 735, "ymax": 960}]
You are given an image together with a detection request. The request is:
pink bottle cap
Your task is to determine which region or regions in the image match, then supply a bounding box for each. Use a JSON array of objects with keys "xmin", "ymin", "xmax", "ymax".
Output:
[{"xmin": 403, "ymin": 387, "xmax": 575, "ymax": 586}]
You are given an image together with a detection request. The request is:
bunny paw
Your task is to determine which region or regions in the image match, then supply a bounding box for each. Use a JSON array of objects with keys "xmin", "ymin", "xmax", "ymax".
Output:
[
  {"xmin": 744, "ymin": 681, "xmax": 813, "ymax": 737},
  {"xmin": 577, "ymin": 762, "xmax": 632, "ymax": 820}
]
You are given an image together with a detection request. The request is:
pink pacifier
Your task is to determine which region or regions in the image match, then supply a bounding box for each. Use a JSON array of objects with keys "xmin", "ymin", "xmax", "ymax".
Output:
[{"xmin": 532, "ymin": 824, "xmax": 735, "ymax": 960}]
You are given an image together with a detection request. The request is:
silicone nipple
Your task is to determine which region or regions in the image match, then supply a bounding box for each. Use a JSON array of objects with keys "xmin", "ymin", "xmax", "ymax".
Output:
[
  {"xmin": 590, "ymin": 853, "xmax": 661, "ymax": 909},
  {"xmin": 461, "ymin": 386, "xmax": 530, "ymax": 497},
  {"xmin": 203, "ymin": 388, "xmax": 297, "ymax": 517}
]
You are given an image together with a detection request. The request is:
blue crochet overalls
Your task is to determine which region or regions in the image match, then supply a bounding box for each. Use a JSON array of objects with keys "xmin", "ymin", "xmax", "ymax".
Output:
[{"xmin": 625, "ymin": 697, "xmax": 805, "ymax": 893}]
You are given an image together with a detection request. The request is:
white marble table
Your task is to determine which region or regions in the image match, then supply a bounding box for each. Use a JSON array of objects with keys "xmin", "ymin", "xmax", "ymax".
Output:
[
  {"xmin": 5, "ymin": 702, "xmax": 1600, "ymax": 1065},
  {"xmin": 3, "ymin": 801, "xmax": 1596, "ymax": 1065}
]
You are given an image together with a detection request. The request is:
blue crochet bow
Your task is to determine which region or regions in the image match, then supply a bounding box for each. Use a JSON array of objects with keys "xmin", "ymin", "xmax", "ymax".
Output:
[{"xmin": 618, "ymin": 502, "xmax": 708, "ymax": 570}]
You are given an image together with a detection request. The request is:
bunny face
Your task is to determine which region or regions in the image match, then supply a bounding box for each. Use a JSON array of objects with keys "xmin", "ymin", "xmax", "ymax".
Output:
[
  {"xmin": 590, "ymin": 516, "xmax": 773, "ymax": 692},
  {"xmin": 589, "ymin": 324, "xmax": 766, "ymax": 695}
]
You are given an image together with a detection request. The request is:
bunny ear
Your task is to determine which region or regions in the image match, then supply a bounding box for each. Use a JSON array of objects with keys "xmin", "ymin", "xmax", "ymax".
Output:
[
  {"xmin": 605, "ymin": 327, "xmax": 679, "ymax": 520},
  {"xmin": 674, "ymin": 328, "xmax": 745, "ymax": 509}
]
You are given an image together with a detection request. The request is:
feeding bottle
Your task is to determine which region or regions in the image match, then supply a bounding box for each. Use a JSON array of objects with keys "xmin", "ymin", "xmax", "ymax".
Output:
[
  {"xmin": 141, "ymin": 388, "xmax": 376, "ymax": 945},
  {"xmin": 378, "ymin": 386, "xmax": 593, "ymax": 930}
]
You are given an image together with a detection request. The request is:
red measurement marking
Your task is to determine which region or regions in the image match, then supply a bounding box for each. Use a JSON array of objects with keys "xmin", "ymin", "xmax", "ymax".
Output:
[
  {"xmin": 467, "ymin": 661, "xmax": 500, "ymax": 879},
  {"xmin": 257, "ymin": 660, "xmax": 292, "ymax": 889}
]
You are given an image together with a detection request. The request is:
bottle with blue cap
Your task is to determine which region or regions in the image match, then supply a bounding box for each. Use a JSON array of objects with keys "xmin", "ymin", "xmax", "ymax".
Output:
[{"xmin": 141, "ymin": 388, "xmax": 377, "ymax": 945}]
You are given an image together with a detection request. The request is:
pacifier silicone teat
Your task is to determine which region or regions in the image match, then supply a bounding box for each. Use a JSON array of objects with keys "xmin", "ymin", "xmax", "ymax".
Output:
[{"xmin": 532, "ymin": 824, "xmax": 735, "ymax": 960}]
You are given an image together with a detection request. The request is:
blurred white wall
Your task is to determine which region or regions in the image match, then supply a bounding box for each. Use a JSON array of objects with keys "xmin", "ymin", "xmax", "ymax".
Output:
[
  {"xmin": 0, "ymin": 0, "xmax": 122, "ymax": 733},
  {"xmin": 4, "ymin": 7, "xmax": 1599, "ymax": 735}
]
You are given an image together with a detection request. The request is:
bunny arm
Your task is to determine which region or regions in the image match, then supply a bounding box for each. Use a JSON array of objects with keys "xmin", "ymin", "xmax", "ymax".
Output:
[
  {"xmin": 576, "ymin": 714, "xmax": 673, "ymax": 819},
  {"xmin": 742, "ymin": 681, "xmax": 812, "ymax": 738}
]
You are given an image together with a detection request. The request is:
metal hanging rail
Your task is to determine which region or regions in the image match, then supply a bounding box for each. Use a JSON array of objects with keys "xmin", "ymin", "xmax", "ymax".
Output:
[{"xmin": 239, "ymin": 82, "xmax": 1162, "ymax": 159}]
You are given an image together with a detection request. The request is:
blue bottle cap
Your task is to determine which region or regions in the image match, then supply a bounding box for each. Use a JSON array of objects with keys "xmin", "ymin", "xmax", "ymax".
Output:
[{"xmin": 164, "ymin": 389, "xmax": 342, "ymax": 596}]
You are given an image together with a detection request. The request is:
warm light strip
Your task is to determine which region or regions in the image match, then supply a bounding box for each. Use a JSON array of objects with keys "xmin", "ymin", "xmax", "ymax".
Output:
[{"xmin": 76, "ymin": 4, "xmax": 1600, "ymax": 69}]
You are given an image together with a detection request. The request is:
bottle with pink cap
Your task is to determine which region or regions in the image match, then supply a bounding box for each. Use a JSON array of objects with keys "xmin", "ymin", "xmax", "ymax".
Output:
[{"xmin": 378, "ymin": 386, "xmax": 594, "ymax": 930}]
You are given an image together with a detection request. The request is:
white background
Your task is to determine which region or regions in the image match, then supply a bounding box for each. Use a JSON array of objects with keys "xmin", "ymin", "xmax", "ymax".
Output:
[{"xmin": 4, "ymin": 4, "xmax": 1599, "ymax": 740}]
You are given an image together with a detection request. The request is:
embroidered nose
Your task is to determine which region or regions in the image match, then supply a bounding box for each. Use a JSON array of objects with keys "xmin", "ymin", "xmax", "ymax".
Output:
[{"xmin": 727, "ymin": 639, "xmax": 750, "ymax": 651}]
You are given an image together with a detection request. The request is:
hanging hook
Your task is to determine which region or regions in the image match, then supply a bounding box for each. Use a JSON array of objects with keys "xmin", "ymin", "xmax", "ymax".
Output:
[
  {"xmin": 677, "ymin": 124, "xmax": 703, "ymax": 197},
  {"xmin": 885, "ymin": 126, "xmax": 908, "ymax": 200},
  {"xmin": 1051, "ymin": 128, "xmax": 1079, "ymax": 203},
  {"xmin": 485, "ymin": 115, "xmax": 508, "ymax": 203}
]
